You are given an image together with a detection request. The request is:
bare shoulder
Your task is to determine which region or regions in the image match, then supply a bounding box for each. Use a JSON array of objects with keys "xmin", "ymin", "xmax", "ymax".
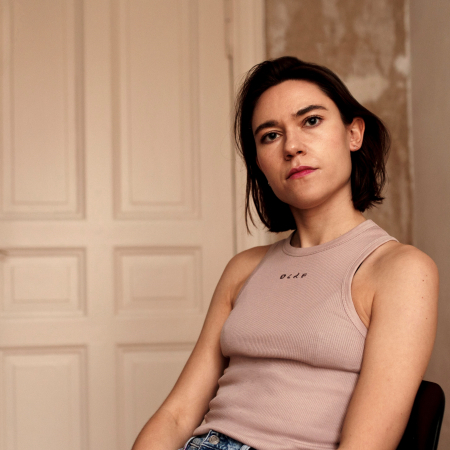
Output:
[
  {"xmin": 370, "ymin": 241, "xmax": 439, "ymax": 311},
  {"xmin": 372, "ymin": 241, "xmax": 438, "ymax": 285},
  {"xmin": 226, "ymin": 244, "xmax": 272, "ymax": 272},
  {"xmin": 220, "ymin": 244, "xmax": 272, "ymax": 307}
]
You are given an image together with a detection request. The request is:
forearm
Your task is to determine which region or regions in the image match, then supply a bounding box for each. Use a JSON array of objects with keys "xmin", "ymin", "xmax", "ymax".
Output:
[{"xmin": 131, "ymin": 408, "xmax": 193, "ymax": 450}]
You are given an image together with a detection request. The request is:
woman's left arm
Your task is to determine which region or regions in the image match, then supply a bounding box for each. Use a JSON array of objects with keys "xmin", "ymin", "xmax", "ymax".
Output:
[{"xmin": 338, "ymin": 244, "xmax": 439, "ymax": 450}]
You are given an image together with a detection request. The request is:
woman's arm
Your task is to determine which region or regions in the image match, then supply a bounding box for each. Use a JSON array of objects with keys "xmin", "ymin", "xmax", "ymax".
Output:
[
  {"xmin": 131, "ymin": 245, "xmax": 270, "ymax": 450},
  {"xmin": 338, "ymin": 244, "xmax": 439, "ymax": 450}
]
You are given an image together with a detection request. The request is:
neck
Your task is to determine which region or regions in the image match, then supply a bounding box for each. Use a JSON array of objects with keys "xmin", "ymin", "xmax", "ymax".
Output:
[{"xmin": 289, "ymin": 196, "xmax": 366, "ymax": 249}]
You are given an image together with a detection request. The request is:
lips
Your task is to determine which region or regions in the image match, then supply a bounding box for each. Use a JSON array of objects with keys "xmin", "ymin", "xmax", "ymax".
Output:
[{"xmin": 287, "ymin": 166, "xmax": 317, "ymax": 179}]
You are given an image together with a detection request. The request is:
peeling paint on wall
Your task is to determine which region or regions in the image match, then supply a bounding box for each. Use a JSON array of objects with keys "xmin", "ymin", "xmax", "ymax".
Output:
[
  {"xmin": 266, "ymin": 2, "xmax": 289, "ymax": 57},
  {"xmin": 344, "ymin": 73, "xmax": 389, "ymax": 104},
  {"xmin": 265, "ymin": 0, "xmax": 412, "ymax": 243},
  {"xmin": 394, "ymin": 54, "xmax": 409, "ymax": 76}
]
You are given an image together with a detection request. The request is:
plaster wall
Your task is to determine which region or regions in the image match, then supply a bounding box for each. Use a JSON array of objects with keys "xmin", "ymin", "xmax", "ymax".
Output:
[
  {"xmin": 265, "ymin": 0, "xmax": 412, "ymax": 244},
  {"xmin": 410, "ymin": 0, "xmax": 450, "ymax": 446},
  {"xmin": 265, "ymin": 0, "xmax": 449, "ymax": 447}
]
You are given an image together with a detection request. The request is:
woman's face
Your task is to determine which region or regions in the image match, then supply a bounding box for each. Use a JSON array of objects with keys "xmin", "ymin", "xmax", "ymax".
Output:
[{"xmin": 252, "ymin": 79, "xmax": 364, "ymax": 213}]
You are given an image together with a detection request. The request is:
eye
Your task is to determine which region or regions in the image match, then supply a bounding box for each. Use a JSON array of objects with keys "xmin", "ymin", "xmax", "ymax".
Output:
[
  {"xmin": 304, "ymin": 116, "xmax": 322, "ymax": 127},
  {"xmin": 261, "ymin": 131, "xmax": 280, "ymax": 143}
]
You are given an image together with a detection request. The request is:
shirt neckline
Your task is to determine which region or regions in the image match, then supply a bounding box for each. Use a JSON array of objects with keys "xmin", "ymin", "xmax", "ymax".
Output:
[{"xmin": 282, "ymin": 219, "xmax": 377, "ymax": 257}]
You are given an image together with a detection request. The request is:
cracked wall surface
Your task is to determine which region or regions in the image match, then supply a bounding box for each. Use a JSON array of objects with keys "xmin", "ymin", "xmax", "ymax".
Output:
[{"xmin": 265, "ymin": 0, "xmax": 412, "ymax": 243}]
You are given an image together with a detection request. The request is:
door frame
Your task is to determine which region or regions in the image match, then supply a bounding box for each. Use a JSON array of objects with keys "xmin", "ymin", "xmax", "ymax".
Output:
[{"xmin": 230, "ymin": 0, "xmax": 268, "ymax": 253}]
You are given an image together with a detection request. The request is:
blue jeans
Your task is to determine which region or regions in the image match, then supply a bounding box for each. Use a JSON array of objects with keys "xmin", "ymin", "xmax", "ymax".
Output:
[{"xmin": 179, "ymin": 430, "xmax": 255, "ymax": 450}]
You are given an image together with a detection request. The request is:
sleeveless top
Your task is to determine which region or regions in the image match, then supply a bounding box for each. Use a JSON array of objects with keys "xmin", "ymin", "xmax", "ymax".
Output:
[{"xmin": 193, "ymin": 220, "xmax": 397, "ymax": 450}]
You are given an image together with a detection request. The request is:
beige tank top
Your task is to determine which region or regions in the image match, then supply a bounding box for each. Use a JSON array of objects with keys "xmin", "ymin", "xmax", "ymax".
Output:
[{"xmin": 193, "ymin": 220, "xmax": 397, "ymax": 450}]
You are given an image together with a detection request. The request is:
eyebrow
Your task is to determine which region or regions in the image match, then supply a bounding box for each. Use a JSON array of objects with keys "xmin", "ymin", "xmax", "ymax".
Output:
[{"xmin": 253, "ymin": 104, "xmax": 328, "ymax": 136}]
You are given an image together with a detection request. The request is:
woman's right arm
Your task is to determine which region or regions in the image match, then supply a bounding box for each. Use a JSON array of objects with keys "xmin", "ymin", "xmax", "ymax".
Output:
[{"xmin": 131, "ymin": 245, "xmax": 270, "ymax": 450}]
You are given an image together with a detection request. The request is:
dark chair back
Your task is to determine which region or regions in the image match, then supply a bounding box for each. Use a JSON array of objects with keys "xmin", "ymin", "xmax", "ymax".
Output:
[{"xmin": 397, "ymin": 380, "xmax": 445, "ymax": 450}]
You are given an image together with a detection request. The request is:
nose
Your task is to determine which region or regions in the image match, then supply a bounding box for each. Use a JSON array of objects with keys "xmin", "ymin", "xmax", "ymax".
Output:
[{"xmin": 283, "ymin": 130, "xmax": 304, "ymax": 160}]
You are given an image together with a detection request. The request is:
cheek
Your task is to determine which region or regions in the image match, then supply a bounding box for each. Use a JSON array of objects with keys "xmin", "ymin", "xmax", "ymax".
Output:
[
  {"xmin": 256, "ymin": 151, "xmax": 275, "ymax": 177},
  {"xmin": 258, "ymin": 160, "xmax": 271, "ymax": 177},
  {"xmin": 326, "ymin": 133, "xmax": 352, "ymax": 168},
  {"xmin": 316, "ymin": 138, "xmax": 353, "ymax": 188}
]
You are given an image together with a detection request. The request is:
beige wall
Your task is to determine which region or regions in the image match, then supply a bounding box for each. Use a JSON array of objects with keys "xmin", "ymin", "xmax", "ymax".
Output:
[
  {"xmin": 265, "ymin": 0, "xmax": 412, "ymax": 244},
  {"xmin": 410, "ymin": 0, "xmax": 450, "ymax": 446},
  {"xmin": 265, "ymin": 0, "xmax": 449, "ymax": 447}
]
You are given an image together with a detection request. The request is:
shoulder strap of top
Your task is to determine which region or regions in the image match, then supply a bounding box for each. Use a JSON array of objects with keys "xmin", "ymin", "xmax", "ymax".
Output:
[{"xmin": 341, "ymin": 234, "xmax": 399, "ymax": 337}]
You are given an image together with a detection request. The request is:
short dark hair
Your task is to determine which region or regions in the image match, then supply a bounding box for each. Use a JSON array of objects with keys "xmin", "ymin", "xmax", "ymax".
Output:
[{"xmin": 234, "ymin": 56, "xmax": 390, "ymax": 233}]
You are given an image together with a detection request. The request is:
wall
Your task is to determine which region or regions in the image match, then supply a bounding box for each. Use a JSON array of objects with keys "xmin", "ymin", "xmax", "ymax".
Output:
[
  {"xmin": 265, "ymin": 0, "xmax": 412, "ymax": 244},
  {"xmin": 265, "ymin": 0, "xmax": 449, "ymax": 447},
  {"xmin": 410, "ymin": 0, "xmax": 450, "ymax": 446}
]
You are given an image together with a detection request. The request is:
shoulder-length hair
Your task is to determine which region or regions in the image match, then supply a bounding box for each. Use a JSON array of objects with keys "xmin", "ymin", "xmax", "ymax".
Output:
[{"xmin": 234, "ymin": 56, "xmax": 390, "ymax": 233}]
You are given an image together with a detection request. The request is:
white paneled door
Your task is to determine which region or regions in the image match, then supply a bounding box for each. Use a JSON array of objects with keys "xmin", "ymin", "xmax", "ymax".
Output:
[{"xmin": 0, "ymin": 1, "xmax": 235, "ymax": 449}]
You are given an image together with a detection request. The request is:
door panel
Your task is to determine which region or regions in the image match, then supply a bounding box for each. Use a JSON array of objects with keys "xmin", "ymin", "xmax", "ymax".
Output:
[
  {"xmin": 0, "ymin": 0, "xmax": 84, "ymax": 219},
  {"xmin": 112, "ymin": 0, "xmax": 200, "ymax": 219},
  {"xmin": 118, "ymin": 344, "xmax": 193, "ymax": 449},
  {"xmin": 3, "ymin": 348, "xmax": 87, "ymax": 450}
]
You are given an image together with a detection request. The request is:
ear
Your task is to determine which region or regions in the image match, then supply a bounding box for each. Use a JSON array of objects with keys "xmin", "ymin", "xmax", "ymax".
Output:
[{"xmin": 348, "ymin": 117, "xmax": 365, "ymax": 152}]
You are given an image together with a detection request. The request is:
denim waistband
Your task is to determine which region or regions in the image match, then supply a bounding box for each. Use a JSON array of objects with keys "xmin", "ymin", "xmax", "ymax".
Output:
[{"xmin": 181, "ymin": 429, "xmax": 256, "ymax": 450}]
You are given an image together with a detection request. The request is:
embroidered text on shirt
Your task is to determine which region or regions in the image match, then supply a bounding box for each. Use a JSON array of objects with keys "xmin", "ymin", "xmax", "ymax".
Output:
[{"xmin": 280, "ymin": 273, "xmax": 307, "ymax": 279}]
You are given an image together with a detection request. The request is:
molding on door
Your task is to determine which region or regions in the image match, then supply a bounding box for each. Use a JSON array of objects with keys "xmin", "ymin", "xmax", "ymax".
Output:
[{"xmin": 230, "ymin": 0, "xmax": 271, "ymax": 253}]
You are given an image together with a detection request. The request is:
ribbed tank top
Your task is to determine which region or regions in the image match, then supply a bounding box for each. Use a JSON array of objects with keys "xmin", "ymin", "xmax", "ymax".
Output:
[{"xmin": 193, "ymin": 220, "xmax": 397, "ymax": 450}]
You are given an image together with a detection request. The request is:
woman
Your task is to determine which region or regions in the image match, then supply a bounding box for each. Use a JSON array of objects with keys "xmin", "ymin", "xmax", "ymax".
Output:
[{"xmin": 132, "ymin": 57, "xmax": 438, "ymax": 450}]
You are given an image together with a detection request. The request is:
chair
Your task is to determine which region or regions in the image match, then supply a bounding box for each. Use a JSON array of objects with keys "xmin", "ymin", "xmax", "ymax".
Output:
[{"xmin": 397, "ymin": 380, "xmax": 445, "ymax": 450}]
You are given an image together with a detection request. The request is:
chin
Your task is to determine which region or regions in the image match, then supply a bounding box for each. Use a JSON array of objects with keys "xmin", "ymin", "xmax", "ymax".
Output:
[
  {"xmin": 290, "ymin": 199, "xmax": 326, "ymax": 211},
  {"xmin": 288, "ymin": 190, "xmax": 348, "ymax": 212},
  {"xmin": 274, "ymin": 189, "xmax": 324, "ymax": 211},
  {"xmin": 279, "ymin": 180, "xmax": 352, "ymax": 212}
]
